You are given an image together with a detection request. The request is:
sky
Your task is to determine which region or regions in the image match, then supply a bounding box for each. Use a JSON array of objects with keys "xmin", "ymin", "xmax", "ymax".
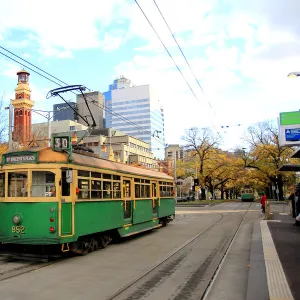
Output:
[{"xmin": 0, "ymin": 0, "xmax": 300, "ymax": 151}]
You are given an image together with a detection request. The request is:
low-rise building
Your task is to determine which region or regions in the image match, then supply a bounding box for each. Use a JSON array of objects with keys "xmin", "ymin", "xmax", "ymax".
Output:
[
  {"xmin": 165, "ymin": 144, "xmax": 184, "ymax": 160},
  {"xmin": 32, "ymin": 120, "xmax": 88, "ymax": 142},
  {"xmin": 51, "ymin": 128, "xmax": 158, "ymax": 169}
]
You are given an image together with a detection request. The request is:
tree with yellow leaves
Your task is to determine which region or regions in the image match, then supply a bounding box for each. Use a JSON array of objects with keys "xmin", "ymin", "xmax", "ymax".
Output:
[{"xmin": 242, "ymin": 121, "xmax": 295, "ymax": 200}]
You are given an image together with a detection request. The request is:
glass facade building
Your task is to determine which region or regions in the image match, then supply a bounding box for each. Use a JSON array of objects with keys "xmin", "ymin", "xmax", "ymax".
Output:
[{"xmin": 103, "ymin": 77, "xmax": 165, "ymax": 159}]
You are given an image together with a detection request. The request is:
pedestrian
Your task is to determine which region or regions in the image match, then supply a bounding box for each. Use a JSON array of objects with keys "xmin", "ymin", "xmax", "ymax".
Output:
[
  {"xmin": 294, "ymin": 195, "xmax": 300, "ymax": 226},
  {"xmin": 260, "ymin": 194, "xmax": 267, "ymax": 215}
]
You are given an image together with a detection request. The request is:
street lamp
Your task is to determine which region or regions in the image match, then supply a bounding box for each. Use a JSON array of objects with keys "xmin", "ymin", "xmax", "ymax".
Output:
[
  {"xmin": 32, "ymin": 107, "xmax": 70, "ymax": 147},
  {"xmin": 287, "ymin": 72, "xmax": 300, "ymax": 78}
]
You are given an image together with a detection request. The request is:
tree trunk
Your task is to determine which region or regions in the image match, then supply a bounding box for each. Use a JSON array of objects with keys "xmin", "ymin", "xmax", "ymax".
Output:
[
  {"xmin": 220, "ymin": 186, "xmax": 224, "ymax": 200},
  {"xmin": 201, "ymin": 188, "xmax": 206, "ymax": 200},
  {"xmin": 277, "ymin": 174, "xmax": 284, "ymax": 201}
]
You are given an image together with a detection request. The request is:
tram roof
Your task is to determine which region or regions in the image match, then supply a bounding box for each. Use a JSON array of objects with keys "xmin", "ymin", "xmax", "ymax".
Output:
[{"xmin": 4, "ymin": 147, "xmax": 174, "ymax": 180}]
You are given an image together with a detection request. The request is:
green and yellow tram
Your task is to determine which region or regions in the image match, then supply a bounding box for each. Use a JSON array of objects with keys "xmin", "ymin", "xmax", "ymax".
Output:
[
  {"xmin": 241, "ymin": 187, "xmax": 255, "ymax": 202},
  {"xmin": 0, "ymin": 137, "xmax": 175, "ymax": 255}
]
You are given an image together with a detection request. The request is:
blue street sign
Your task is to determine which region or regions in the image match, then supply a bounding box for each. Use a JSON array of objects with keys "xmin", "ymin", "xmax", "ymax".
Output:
[{"xmin": 285, "ymin": 128, "xmax": 300, "ymax": 141}]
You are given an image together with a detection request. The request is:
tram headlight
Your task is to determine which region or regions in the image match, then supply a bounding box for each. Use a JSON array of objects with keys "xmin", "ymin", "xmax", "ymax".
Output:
[{"xmin": 12, "ymin": 214, "xmax": 22, "ymax": 225}]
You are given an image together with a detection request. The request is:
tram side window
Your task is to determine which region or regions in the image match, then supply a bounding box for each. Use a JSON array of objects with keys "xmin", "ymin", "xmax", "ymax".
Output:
[
  {"xmin": 123, "ymin": 180, "xmax": 131, "ymax": 198},
  {"xmin": 0, "ymin": 173, "xmax": 5, "ymax": 197},
  {"xmin": 152, "ymin": 183, "xmax": 157, "ymax": 198},
  {"xmin": 91, "ymin": 180, "xmax": 102, "ymax": 199},
  {"xmin": 31, "ymin": 171, "xmax": 56, "ymax": 197},
  {"xmin": 159, "ymin": 182, "xmax": 173, "ymax": 197},
  {"xmin": 103, "ymin": 181, "xmax": 111, "ymax": 199},
  {"xmin": 8, "ymin": 172, "xmax": 28, "ymax": 197},
  {"xmin": 135, "ymin": 184, "xmax": 141, "ymax": 198},
  {"xmin": 160, "ymin": 183, "xmax": 166, "ymax": 197},
  {"xmin": 113, "ymin": 182, "xmax": 121, "ymax": 198},
  {"xmin": 78, "ymin": 179, "xmax": 90, "ymax": 199}
]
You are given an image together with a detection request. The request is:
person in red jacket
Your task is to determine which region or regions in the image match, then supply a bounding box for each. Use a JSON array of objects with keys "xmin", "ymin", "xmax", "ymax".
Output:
[{"xmin": 261, "ymin": 194, "xmax": 267, "ymax": 213}]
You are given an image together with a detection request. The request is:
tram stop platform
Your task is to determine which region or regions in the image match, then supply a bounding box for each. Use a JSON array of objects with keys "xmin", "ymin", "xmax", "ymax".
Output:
[{"xmin": 247, "ymin": 203, "xmax": 299, "ymax": 300}]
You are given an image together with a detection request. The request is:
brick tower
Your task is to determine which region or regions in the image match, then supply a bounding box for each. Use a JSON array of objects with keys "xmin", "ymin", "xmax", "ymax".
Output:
[{"xmin": 12, "ymin": 70, "xmax": 34, "ymax": 145}]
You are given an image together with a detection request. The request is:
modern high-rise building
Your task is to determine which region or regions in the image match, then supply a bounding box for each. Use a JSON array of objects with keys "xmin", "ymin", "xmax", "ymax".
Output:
[
  {"xmin": 53, "ymin": 102, "xmax": 77, "ymax": 121},
  {"xmin": 103, "ymin": 77, "xmax": 165, "ymax": 158}
]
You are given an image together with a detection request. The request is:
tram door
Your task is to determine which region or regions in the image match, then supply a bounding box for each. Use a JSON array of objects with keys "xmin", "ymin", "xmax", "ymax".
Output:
[
  {"xmin": 123, "ymin": 178, "xmax": 132, "ymax": 225},
  {"xmin": 60, "ymin": 170, "xmax": 73, "ymax": 236},
  {"xmin": 151, "ymin": 181, "xmax": 159, "ymax": 218}
]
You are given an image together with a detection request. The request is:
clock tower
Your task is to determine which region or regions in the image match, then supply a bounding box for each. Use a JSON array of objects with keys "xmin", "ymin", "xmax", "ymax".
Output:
[{"xmin": 12, "ymin": 70, "xmax": 34, "ymax": 145}]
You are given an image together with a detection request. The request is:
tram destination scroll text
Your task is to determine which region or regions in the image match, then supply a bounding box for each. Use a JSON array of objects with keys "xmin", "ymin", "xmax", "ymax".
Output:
[{"xmin": 5, "ymin": 155, "xmax": 35, "ymax": 164}]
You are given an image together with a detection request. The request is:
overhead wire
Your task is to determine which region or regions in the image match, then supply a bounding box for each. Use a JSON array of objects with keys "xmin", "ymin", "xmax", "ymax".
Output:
[
  {"xmin": 134, "ymin": 0, "xmax": 221, "ymax": 136},
  {"xmin": 0, "ymin": 47, "xmax": 165, "ymax": 146}
]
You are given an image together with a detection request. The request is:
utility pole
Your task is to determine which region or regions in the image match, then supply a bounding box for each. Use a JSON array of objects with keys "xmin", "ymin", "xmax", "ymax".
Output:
[
  {"xmin": 168, "ymin": 151, "xmax": 177, "ymax": 203},
  {"xmin": 47, "ymin": 112, "xmax": 51, "ymax": 147},
  {"xmin": 5, "ymin": 99, "xmax": 13, "ymax": 151}
]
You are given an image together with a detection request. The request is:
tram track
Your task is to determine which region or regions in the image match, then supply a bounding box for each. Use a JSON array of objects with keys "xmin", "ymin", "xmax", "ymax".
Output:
[
  {"xmin": 0, "ymin": 255, "xmax": 64, "ymax": 282},
  {"xmin": 107, "ymin": 202, "xmax": 252, "ymax": 300},
  {"xmin": 0, "ymin": 202, "xmax": 253, "ymax": 291}
]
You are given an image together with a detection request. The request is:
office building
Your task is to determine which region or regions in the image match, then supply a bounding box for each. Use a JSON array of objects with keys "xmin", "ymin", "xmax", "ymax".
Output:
[
  {"xmin": 76, "ymin": 91, "xmax": 104, "ymax": 129},
  {"xmin": 53, "ymin": 102, "xmax": 77, "ymax": 121},
  {"xmin": 103, "ymin": 76, "xmax": 165, "ymax": 158}
]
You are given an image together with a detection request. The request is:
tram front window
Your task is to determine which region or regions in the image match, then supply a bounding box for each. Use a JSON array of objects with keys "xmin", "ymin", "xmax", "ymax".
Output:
[
  {"xmin": 31, "ymin": 171, "xmax": 56, "ymax": 197},
  {"xmin": 8, "ymin": 172, "xmax": 28, "ymax": 197}
]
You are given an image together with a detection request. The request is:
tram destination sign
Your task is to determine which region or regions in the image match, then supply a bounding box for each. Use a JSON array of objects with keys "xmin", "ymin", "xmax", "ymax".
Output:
[
  {"xmin": 52, "ymin": 136, "xmax": 71, "ymax": 151},
  {"xmin": 5, "ymin": 154, "xmax": 36, "ymax": 164}
]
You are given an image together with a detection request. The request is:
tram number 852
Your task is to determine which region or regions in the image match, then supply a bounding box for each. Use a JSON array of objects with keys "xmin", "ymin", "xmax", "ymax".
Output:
[{"xmin": 12, "ymin": 226, "xmax": 25, "ymax": 234}]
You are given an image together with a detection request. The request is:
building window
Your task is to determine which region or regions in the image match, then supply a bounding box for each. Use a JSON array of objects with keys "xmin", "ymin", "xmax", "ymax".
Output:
[
  {"xmin": 19, "ymin": 110, "xmax": 23, "ymax": 116},
  {"xmin": 15, "ymin": 111, "xmax": 19, "ymax": 117}
]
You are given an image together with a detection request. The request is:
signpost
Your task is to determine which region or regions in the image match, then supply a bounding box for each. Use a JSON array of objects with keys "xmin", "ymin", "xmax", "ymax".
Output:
[
  {"xmin": 285, "ymin": 128, "xmax": 300, "ymax": 141},
  {"xmin": 279, "ymin": 111, "xmax": 300, "ymax": 146}
]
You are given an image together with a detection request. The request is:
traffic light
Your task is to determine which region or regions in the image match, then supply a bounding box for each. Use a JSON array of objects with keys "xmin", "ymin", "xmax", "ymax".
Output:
[{"xmin": 194, "ymin": 178, "xmax": 199, "ymax": 186}]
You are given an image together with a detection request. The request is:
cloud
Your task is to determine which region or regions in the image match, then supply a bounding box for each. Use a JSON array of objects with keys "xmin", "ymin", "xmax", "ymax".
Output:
[
  {"xmin": 1, "ymin": 0, "xmax": 300, "ymax": 150},
  {"xmin": 0, "ymin": 0, "xmax": 126, "ymax": 57},
  {"xmin": 101, "ymin": 33, "xmax": 124, "ymax": 51}
]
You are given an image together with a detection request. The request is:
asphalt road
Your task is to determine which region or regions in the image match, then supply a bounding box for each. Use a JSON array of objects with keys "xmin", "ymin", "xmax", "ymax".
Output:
[{"xmin": 0, "ymin": 202, "xmax": 261, "ymax": 300}]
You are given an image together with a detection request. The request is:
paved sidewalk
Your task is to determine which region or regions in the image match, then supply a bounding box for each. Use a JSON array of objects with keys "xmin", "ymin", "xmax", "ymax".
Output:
[{"xmin": 267, "ymin": 209, "xmax": 300, "ymax": 300}]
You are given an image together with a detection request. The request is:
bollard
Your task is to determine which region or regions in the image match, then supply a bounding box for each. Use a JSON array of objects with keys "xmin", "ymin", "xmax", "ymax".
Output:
[
  {"xmin": 289, "ymin": 200, "xmax": 293, "ymax": 216},
  {"xmin": 265, "ymin": 201, "xmax": 271, "ymax": 220}
]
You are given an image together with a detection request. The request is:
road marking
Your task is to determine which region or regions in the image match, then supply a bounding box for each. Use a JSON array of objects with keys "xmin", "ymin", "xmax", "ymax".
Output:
[
  {"xmin": 260, "ymin": 220, "xmax": 294, "ymax": 300},
  {"xmin": 279, "ymin": 213, "xmax": 289, "ymax": 215}
]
